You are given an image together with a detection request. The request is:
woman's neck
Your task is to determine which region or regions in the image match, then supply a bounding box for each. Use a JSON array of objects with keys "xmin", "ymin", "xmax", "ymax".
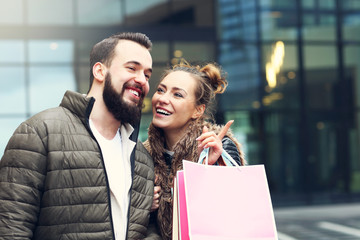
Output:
[
  {"xmin": 163, "ymin": 120, "xmax": 198, "ymax": 151},
  {"xmin": 164, "ymin": 131, "xmax": 182, "ymax": 151}
]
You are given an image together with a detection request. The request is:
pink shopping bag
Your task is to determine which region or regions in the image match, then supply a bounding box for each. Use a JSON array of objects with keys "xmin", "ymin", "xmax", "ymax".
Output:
[
  {"xmin": 172, "ymin": 171, "xmax": 190, "ymax": 240},
  {"xmin": 176, "ymin": 160, "xmax": 278, "ymax": 240}
]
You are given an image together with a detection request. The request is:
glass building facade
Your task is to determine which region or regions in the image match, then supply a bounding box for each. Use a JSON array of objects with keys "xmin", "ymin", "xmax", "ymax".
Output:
[{"xmin": 0, "ymin": 0, "xmax": 360, "ymax": 206}]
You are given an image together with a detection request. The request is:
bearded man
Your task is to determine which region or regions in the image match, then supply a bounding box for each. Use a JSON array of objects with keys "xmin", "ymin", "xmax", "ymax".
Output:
[{"xmin": 0, "ymin": 32, "xmax": 161, "ymax": 240}]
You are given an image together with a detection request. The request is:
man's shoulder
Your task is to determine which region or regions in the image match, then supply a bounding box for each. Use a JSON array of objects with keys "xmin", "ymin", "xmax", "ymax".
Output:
[
  {"xmin": 26, "ymin": 106, "xmax": 69, "ymax": 125},
  {"xmin": 135, "ymin": 141, "xmax": 154, "ymax": 169}
]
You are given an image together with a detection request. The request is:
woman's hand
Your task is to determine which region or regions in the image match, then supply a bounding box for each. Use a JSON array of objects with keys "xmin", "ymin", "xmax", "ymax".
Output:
[
  {"xmin": 196, "ymin": 120, "xmax": 234, "ymax": 165},
  {"xmin": 151, "ymin": 185, "xmax": 161, "ymax": 212}
]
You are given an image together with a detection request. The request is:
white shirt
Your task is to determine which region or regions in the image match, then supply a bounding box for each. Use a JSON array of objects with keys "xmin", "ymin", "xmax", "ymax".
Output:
[{"xmin": 89, "ymin": 120, "xmax": 135, "ymax": 239}]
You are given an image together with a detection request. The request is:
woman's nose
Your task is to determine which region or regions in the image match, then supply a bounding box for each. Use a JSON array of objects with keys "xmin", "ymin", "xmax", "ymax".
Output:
[{"xmin": 158, "ymin": 93, "xmax": 170, "ymax": 104}]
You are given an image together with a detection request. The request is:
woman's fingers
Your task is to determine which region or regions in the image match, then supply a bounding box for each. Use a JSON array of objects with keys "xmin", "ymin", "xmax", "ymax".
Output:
[
  {"xmin": 218, "ymin": 120, "xmax": 234, "ymax": 139},
  {"xmin": 151, "ymin": 186, "xmax": 161, "ymax": 212}
]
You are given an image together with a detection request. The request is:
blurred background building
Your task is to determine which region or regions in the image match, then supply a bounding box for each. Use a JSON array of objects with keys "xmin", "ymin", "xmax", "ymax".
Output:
[{"xmin": 1, "ymin": 0, "xmax": 360, "ymax": 207}]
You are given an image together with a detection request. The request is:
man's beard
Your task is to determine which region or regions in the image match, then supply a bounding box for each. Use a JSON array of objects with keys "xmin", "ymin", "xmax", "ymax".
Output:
[{"xmin": 103, "ymin": 73, "xmax": 144, "ymax": 126}]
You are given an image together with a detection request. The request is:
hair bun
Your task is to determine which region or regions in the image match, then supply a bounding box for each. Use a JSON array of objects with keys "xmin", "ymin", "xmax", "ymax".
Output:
[{"xmin": 200, "ymin": 63, "xmax": 228, "ymax": 95}]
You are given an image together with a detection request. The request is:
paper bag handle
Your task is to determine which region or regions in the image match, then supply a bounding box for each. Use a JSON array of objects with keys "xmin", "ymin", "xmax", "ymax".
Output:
[{"xmin": 198, "ymin": 148, "xmax": 240, "ymax": 166}]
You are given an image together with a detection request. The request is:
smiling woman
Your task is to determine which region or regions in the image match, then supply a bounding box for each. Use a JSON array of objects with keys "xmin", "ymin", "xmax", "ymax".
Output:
[{"xmin": 143, "ymin": 60, "xmax": 246, "ymax": 240}]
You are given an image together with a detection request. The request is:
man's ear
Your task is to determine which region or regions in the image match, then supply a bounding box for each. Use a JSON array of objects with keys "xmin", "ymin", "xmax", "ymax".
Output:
[
  {"xmin": 92, "ymin": 62, "xmax": 107, "ymax": 83},
  {"xmin": 192, "ymin": 104, "xmax": 205, "ymax": 119}
]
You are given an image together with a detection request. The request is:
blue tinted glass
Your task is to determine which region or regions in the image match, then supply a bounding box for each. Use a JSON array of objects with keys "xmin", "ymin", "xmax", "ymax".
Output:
[
  {"xmin": 29, "ymin": 66, "xmax": 76, "ymax": 115},
  {"xmin": 0, "ymin": 40, "xmax": 25, "ymax": 63},
  {"xmin": 0, "ymin": 67, "xmax": 26, "ymax": 114},
  {"xmin": 29, "ymin": 40, "xmax": 74, "ymax": 63},
  {"xmin": 343, "ymin": 14, "xmax": 360, "ymax": 40}
]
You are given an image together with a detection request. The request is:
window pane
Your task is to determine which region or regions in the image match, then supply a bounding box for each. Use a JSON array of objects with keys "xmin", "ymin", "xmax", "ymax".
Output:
[
  {"xmin": 173, "ymin": 42, "xmax": 214, "ymax": 62},
  {"xmin": 172, "ymin": 0, "xmax": 214, "ymax": 27},
  {"xmin": 350, "ymin": 113, "xmax": 360, "ymax": 193},
  {"xmin": 343, "ymin": 14, "xmax": 360, "ymax": 41},
  {"xmin": 261, "ymin": 11, "xmax": 298, "ymax": 41},
  {"xmin": 77, "ymin": 0, "xmax": 123, "ymax": 25},
  {"xmin": 218, "ymin": 1, "xmax": 257, "ymax": 41},
  {"xmin": 0, "ymin": 40, "xmax": 25, "ymax": 63},
  {"xmin": 29, "ymin": 66, "xmax": 76, "ymax": 115},
  {"xmin": 220, "ymin": 43, "xmax": 259, "ymax": 109},
  {"xmin": 302, "ymin": 0, "xmax": 336, "ymax": 10},
  {"xmin": 303, "ymin": 14, "xmax": 336, "ymax": 41},
  {"xmin": 28, "ymin": 0, "xmax": 73, "ymax": 25},
  {"xmin": 260, "ymin": 0, "xmax": 296, "ymax": 8},
  {"xmin": 0, "ymin": 118, "xmax": 26, "ymax": 155},
  {"xmin": 78, "ymin": 65, "xmax": 90, "ymax": 95},
  {"xmin": 262, "ymin": 43, "xmax": 299, "ymax": 109},
  {"xmin": 304, "ymin": 45, "xmax": 337, "ymax": 109},
  {"xmin": 0, "ymin": 0, "xmax": 23, "ymax": 24},
  {"xmin": 151, "ymin": 41, "xmax": 170, "ymax": 62},
  {"xmin": 78, "ymin": 40, "xmax": 98, "ymax": 64},
  {"xmin": 0, "ymin": 67, "xmax": 26, "ymax": 114},
  {"xmin": 344, "ymin": 45, "xmax": 360, "ymax": 108},
  {"xmin": 263, "ymin": 112, "xmax": 301, "ymax": 193},
  {"xmin": 29, "ymin": 40, "xmax": 74, "ymax": 63},
  {"xmin": 302, "ymin": 0, "xmax": 315, "ymax": 9},
  {"xmin": 319, "ymin": 0, "xmax": 335, "ymax": 9},
  {"xmin": 125, "ymin": 0, "xmax": 166, "ymax": 16},
  {"xmin": 342, "ymin": 0, "xmax": 360, "ymax": 10}
]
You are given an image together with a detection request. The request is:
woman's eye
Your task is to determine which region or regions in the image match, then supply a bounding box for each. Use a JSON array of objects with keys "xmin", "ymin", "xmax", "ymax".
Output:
[
  {"xmin": 174, "ymin": 93, "xmax": 183, "ymax": 98},
  {"xmin": 157, "ymin": 88, "xmax": 165, "ymax": 93}
]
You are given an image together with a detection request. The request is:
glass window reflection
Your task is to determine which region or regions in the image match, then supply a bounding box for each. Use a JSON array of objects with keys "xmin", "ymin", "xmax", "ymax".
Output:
[
  {"xmin": 0, "ymin": 41, "xmax": 24, "ymax": 63},
  {"xmin": 0, "ymin": 67, "xmax": 26, "ymax": 114},
  {"xmin": 77, "ymin": 0, "xmax": 123, "ymax": 25},
  {"xmin": 304, "ymin": 45, "xmax": 337, "ymax": 109},
  {"xmin": 125, "ymin": 0, "xmax": 166, "ymax": 16},
  {"xmin": 261, "ymin": 11, "xmax": 297, "ymax": 40},
  {"xmin": 344, "ymin": 46, "xmax": 360, "ymax": 108},
  {"xmin": 343, "ymin": 14, "xmax": 360, "ymax": 41},
  {"xmin": 303, "ymin": 14, "xmax": 336, "ymax": 41},
  {"xmin": 151, "ymin": 42, "xmax": 169, "ymax": 62},
  {"xmin": 342, "ymin": 0, "xmax": 360, "ymax": 10},
  {"xmin": 220, "ymin": 43, "xmax": 259, "ymax": 109},
  {"xmin": 173, "ymin": 42, "xmax": 214, "ymax": 62},
  {"xmin": 218, "ymin": 1, "xmax": 257, "ymax": 41},
  {"xmin": 29, "ymin": 66, "xmax": 76, "ymax": 115},
  {"xmin": 28, "ymin": 0, "xmax": 73, "ymax": 25},
  {"xmin": 29, "ymin": 40, "xmax": 74, "ymax": 63},
  {"xmin": 262, "ymin": 43, "xmax": 299, "ymax": 109},
  {"xmin": 0, "ymin": 0, "xmax": 23, "ymax": 24}
]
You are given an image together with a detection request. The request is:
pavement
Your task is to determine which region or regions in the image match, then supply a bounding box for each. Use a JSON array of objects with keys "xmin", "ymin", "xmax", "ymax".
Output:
[{"xmin": 274, "ymin": 202, "xmax": 360, "ymax": 240}]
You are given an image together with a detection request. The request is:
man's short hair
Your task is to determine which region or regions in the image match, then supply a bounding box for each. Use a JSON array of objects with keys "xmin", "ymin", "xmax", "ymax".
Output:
[{"xmin": 88, "ymin": 32, "xmax": 152, "ymax": 91}]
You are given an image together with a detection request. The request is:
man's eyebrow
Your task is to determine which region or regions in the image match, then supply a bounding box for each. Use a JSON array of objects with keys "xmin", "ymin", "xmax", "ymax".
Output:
[{"xmin": 125, "ymin": 61, "xmax": 152, "ymax": 73}]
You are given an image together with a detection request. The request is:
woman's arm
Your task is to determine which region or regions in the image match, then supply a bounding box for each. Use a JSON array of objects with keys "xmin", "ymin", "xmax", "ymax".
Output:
[{"xmin": 222, "ymin": 137, "xmax": 242, "ymax": 166}]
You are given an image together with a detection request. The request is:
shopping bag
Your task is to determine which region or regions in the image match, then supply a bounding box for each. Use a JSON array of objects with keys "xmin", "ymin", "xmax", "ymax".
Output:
[
  {"xmin": 173, "ymin": 149, "xmax": 278, "ymax": 240},
  {"xmin": 172, "ymin": 170, "xmax": 190, "ymax": 240}
]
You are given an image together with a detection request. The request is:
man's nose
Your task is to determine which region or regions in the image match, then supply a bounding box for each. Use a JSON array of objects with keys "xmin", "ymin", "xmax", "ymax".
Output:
[{"xmin": 134, "ymin": 72, "xmax": 147, "ymax": 85}]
